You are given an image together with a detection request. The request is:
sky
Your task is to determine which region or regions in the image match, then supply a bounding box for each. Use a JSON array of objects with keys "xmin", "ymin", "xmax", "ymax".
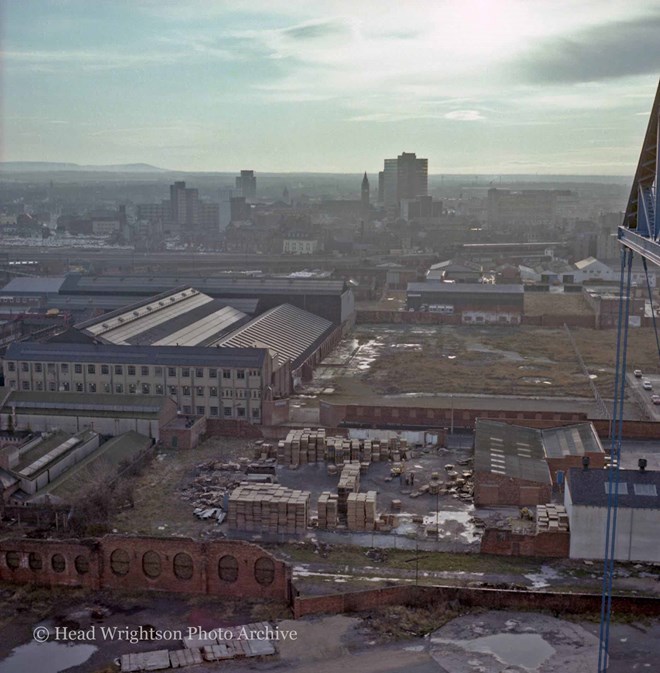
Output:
[{"xmin": 1, "ymin": 0, "xmax": 659, "ymax": 174}]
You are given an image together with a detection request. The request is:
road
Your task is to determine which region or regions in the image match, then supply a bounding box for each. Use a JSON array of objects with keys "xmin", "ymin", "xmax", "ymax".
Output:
[{"xmin": 627, "ymin": 372, "xmax": 660, "ymax": 421}]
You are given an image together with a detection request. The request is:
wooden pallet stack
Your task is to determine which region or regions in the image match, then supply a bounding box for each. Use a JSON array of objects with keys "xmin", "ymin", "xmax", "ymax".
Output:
[
  {"xmin": 227, "ymin": 484, "xmax": 310, "ymax": 534},
  {"xmin": 337, "ymin": 462, "xmax": 361, "ymax": 518},
  {"xmin": 346, "ymin": 490, "xmax": 377, "ymax": 531},
  {"xmin": 536, "ymin": 504, "xmax": 569, "ymax": 533},
  {"xmin": 317, "ymin": 491, "xmax": 339, "ymax": 529}
]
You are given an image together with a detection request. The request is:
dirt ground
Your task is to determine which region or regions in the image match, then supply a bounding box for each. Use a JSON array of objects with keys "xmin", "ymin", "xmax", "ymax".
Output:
[
  {"xmin": 523, "ymin": 292, "xmax": 595, "ymax": 316},
  {"xmin": 308, "ymin": 324, "xmax": 660, "ymax": 399}
]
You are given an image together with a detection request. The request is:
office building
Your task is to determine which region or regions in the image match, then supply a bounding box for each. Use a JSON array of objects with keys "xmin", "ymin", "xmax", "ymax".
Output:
[
  {"xmin": 379, "ymin": 153, "xmax": 428, "ymax": 207},
  {"xmin": 236, "ymin": 170, "xmax": 257, "ymax": 201}
]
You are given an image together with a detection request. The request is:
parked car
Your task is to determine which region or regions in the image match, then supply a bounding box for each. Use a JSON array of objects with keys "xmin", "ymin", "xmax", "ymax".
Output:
[
  {"xmin": 634, "ymin": 369, "xmax": 643, "ymax": 378},
  {"xmin": 651, "ymin": 394, "xmax": 660, "ymax": 405},
  {"xmin": 642, "ymin": 379, "xmax": 653, "ymax": 390}
]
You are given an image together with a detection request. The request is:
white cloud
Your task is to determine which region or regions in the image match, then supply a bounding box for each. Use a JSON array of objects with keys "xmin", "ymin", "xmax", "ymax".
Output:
[{"xmin": 444, "ymin": 110, "xmax": 485, "ymax": 121}]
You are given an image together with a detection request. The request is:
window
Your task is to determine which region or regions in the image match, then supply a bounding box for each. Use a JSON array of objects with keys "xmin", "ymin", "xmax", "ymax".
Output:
[
  {"xmin": 252, "ymin": 408, "xmax": 260, "ymax": 418},
  {"xmin": 196, "ymin": 386, "xmax": 204, "ymax": 396},
  {"xmin": 76, "ymin": 382, "xmax": 84, "ymax": 392},
  {"xmin": 155, "ymin": 366, "xmax": 162, "ymax": 377},
  {"xmin": 634, "ymin": 484, "xmax": 657, "ymax": 496},
  {"xmin": 182, "ymin": 368, "xmax": 190, "ymax": 378},
  {"xmin": 196, "ymin": 406, "xmax": 205, "ymax": 415},
  {"xmin": 61, "ymin": 382, "xmax": 70, "ymax": 391},
  {"xmin": 141, "ymin": 366, "xmax": 149, "ymax": 376},
  {"xmin": 183, "ymin": 386, "xmax": 191, "ymax": 396},
  {"xmin": 21, "ymin": 362, "xmax": 29, "ymax": 372},
  {"xmin": 168, "ymin": 367, "xmax": 176, "ymax": 377},
  {"xmin": 237, "ymin": 390, "xmax": 244, "ymax": 398},
  {"xmin": 168, "ymin": 385, "xmax": 177, "ymax": 395},
  {"xmin": 87, "ymin": 364, "xmax": 95, "ymax": 374},
  {"xmin": 74, "ymin": 364, "xmax": 82, "ymax": 374},
  {"xmin": 237, "ymin": 407, "xmax": 246, "ymax": 418},
  {"xmin": 210, "ymin": 406, "xmax": 219, "ymax": 416},
  {"xmin": 224, "ymin": 406, "xmax": 232, "ymax": 417},
  {"xmin": 195, "ymin": 368, "xmax": 203, "ymax": 378},
  {"xmin": 156, "ymin": 384, "xmax": 164, "ymax": 395},
  {"xmin": 88, "ymin": 383, "xmax": 96, "ymax": 393},
  {"xmin": 254, "ymin": 557, "xmax": 275, "ymax": 585},
  {"xmin": 252, "ymin": 390, "xmax": 260, "ymax": 399},
  {"xmin": 183, "ymin": 405, "xmax": 192, "ymax": 414},
  {"xmin": 7, "ymin": 362, "xmax": 15, "ymax": 372},
  {"xmin": 128, "ymin": 366, "xmax": 136, "ymax": 376},
  {"xmin": 223, "ymin": 369, "xmax": 231, "ymax": 379},
  {"xmin": 101, "ymin": 365, "xmax": 109, "ymax": 375},
  {"xmin": 237, "ymin": 369, "xmax": 245, "ymax": 379},
  {"xmin": 210, "ymin": 387, "xmax": 218, "ymax": 397},
  {"xmin": 34, "ymin": 363, "xmax": 42, "ymax": 373},
  {"xmin": 223, "ymin": 389, "xmax": 233, "ymax": 398},
  {"xmin": 36, "ymin": 381, "xmax": 44, "ymax": 391},
  {"xmin": 48, "ymin": 382, "xmax": 56, "ymax": 391},
  {"xmin": 129, "ymin": 384, "xmax": 136, "ymax": 394},
  {"xmin": 103, "ymin": 383, "xmax": 111, "ymax": 393},
  {"xmin": 173, "ymin": 552, "xmax": 194, "ymax": 580},
  {"xmin": 209, "ymin": 368, "xmax": 217, "ymax": 379},
  {"xmin": 21, "ymin": 381, "xmax": 30, "ymax": 391},
  {"xmin": 142, "ymin": 383, "xmax": 150, "ymax": 394},
  {"xmin": 114, "ymin": 365, "xmax": 123, "ymax": 375},
  {"xmin": 604, "ymin": 482, "xmax": 628, "ymax": 495},
  {"xmin": 249, "ymin": 369, "xmax": 259, "ymax": 377},
  {"xmin": 218, "ymin": 555, "xmax": 238, "ymax": 582},
  {"xmin": 60, "ymin": 363, "xmax": 68, "ymax": 373},
  {"xmin": 115, "ymin": 383, "xmax": 123, "ymax": 393}
]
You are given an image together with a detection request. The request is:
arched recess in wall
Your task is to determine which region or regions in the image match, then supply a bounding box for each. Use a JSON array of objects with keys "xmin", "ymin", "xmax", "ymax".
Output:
[
  {"xmin": 254, "ymin": 557, "xmax": 275, "ymax": 586},
  {"xmin": 142, "ymin": 551, "xmax": 162, "ymax": 579},
  {"xmin": 173, "ymin": 552, "xmax": 193, "ymax": 580},
  {"xmin": 110, "ymin": 549, "xmax": 130, "ymax": 576},
  {"xmin": 218, "ymin": 555, "xmax": 238, "ymax": 582}
]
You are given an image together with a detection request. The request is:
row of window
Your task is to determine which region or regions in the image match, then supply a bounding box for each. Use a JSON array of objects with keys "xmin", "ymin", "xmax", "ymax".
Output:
[
  {"xmin": 11, "ymin": 380, "xmax": 261, "ymax": 399},
  {"xmin": 7, "ymin": 362, "xmax": 261, "ymax": 379}
]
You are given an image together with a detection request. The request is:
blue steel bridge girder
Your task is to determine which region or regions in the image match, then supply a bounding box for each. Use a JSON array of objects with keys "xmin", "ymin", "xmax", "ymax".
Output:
[{"xmin": 619, "ymin": 79, "xmax": 660, "ymax": 262}]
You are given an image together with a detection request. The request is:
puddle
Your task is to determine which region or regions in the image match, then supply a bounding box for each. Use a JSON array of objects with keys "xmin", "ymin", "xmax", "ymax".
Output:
[
  {"xmin": 0, "ymin": 641, "xmax": 97, "ymax": 673},
  {"xmin": 524, "ymin": 564, "xmax": 562, "ymax": 589},
  {"xmin": 463, "ymin": 633, "xmax": 555, "ymax": 670},
  {"xmin": 521, "ymin": 376, "xmax": 553, "ymax": 385},
  {"xmin": 422, "ymin": 510, "xmax": 476, "ymax": 543}
]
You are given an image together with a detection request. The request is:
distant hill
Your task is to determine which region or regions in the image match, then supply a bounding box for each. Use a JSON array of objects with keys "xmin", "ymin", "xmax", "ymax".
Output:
[{"xmin": 0, "ymin": 161, "xmax": 169, "ymax": 173}]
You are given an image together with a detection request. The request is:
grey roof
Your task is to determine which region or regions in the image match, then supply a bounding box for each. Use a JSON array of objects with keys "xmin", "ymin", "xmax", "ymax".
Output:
[
  {"xmin": 213, "ymin": 303, "xmax": 335, "ymax": 369},
  {"xmin": 33, "ymin": 431, "xmax": 152, "ymax": 502},
  {"xmin": 541, "ymin": 423, "xmax": 604, "ymax": 458},
  {"xmin": 60, "ymin": 273, "xmax": 348, "ymax": 296},
  {"xmin": 474, "ymin": 419, "xmax": 551, "ymax": 484},
  {"xmin": 1, "ymin": 276, "xmax": 66, "ymax": 295},
  {"xmin": 407, "ymin": 282, "xmax": 523, "ymax": 294},
  {"xmin": 5, "ymin": 341, "xmax": 266, "ymax": 368},
  {"xmin": 76, "ymin": 287, "xmax": 248, "ymax": 346},
  {"xmin": 567, "ymin": 468, "xmax": 660, "ymax": 509},
  {"xmin": 1, "ymin": 389, "xmax": 171, "ymax": 417}
]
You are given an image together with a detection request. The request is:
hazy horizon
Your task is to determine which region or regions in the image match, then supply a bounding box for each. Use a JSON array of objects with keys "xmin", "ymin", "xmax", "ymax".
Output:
[{"xmin": 2, "ymin": 1, "xmax": 659, "ymax": 175}]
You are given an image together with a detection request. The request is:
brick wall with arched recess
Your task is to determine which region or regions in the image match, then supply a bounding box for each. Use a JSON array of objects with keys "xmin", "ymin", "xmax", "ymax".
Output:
[{"xmin": 0, "ymin": 535, "xmax": 291, "ymax": 603}]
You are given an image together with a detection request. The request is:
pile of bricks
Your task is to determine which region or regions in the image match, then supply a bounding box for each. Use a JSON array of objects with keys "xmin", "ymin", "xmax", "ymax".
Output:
[
  {"xmin": 317, "ymin": 491, "xmax": 339, "ymax": 529},
  {"xmin": 278, "ymin": 430, "xmax": 410, "ymax": 467},
  {"xmin": 252, "ymin": 442, "xmax": 276, "ymax": 460},
  {"xmin": 346, "ymin": 491, "xmax": 377, "ymax": 531},
  {"xmin": 227, "ymin": 484, "xmax": 310, "ymax": 534},
  {"xmin": 536, "ymin": 504, "xmax": 569, "ymax": 533},
  {"xmin": 337, "ymin": 462, "xmax": 361, "ymax": 518}
]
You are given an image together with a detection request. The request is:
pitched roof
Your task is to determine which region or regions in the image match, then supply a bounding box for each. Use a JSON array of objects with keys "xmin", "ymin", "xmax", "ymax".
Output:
[{"xmin": 567, "ymin": 467, "xmax": 660, "ymax": 509}]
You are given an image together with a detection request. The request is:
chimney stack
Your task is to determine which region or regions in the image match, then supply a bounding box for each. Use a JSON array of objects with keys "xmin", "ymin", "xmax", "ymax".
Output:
[
  {"xmin": 582, "ymin": 456, "xmax": 590, "ymax": 471},
  {"xmin": 639, "ymin": 458, "xmax": 647, "ymax": 473}
]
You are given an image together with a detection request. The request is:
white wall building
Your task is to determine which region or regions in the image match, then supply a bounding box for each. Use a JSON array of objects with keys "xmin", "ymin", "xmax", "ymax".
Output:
[{"xmin": 564, "ymin": 466, "xmax": 660, "ymax": 562}]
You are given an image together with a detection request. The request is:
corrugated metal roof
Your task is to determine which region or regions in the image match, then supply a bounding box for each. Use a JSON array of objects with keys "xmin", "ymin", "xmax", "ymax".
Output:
[
  {"xmin": 213, "ymin": 303, "xmax": 334, "ymax": 369},
  {"xmin": 76, "ymin": 287, "xmax": 248, "ymax": 346},
  {"xmin": 541, "ymin": 423, "xmax": 604, "ymax": 458},
  {"xmin": 474, "ymin": 419, "xmax": 550, "ymax": 484},
  {"xmin": 6, "ymin": 341, "xmax": 266, "ymax": 368},
  {"xmin": 61, "ymin": 273, "xmax": 347, "ymax": 296}
]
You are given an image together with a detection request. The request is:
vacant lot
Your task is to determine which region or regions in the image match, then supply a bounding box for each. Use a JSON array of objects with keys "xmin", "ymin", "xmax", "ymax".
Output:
[
  {"xmin": 313, "ymin": 325, "xmax": 660, "ymax": 399},
  {"xmin": 524, "ymin": 292, "xmax": 594, "ymax": 316}
]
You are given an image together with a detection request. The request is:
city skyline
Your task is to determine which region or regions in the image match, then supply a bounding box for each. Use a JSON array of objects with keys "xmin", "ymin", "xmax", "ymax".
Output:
[{"xmin": 2, "ymin": 1, "xmax": 659, "ymax": 174}]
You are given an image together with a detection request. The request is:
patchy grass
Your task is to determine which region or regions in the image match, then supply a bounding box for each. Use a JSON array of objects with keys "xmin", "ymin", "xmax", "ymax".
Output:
[{"xmin": 362, "ymin": 604, "xmax": 472, "ymax": 641}]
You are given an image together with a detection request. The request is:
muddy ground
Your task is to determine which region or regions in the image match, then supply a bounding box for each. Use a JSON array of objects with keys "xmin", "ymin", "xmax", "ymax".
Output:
[{"xmin": 306, "ymin": 324, "xmax": 660, "ymax": 400}]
